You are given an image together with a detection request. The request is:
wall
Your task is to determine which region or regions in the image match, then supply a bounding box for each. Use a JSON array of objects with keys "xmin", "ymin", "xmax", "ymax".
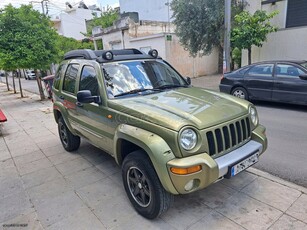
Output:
[
  {"xmin": 241, "ymin": 0, "xmax": 307, "ymax": 66},
  {"xmin": 57, "ymin": 8, "xmax": 99, "ymax": 40},
  {"xmin": 165, "ymin": 35, "xmax": 218, "ymax": 77},
  {"xmin": 119, "ymin": 0, "xmax": 173, "ymax": 22}
]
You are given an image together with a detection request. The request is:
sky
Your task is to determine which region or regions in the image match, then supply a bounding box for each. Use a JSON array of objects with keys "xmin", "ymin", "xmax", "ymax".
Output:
[{"xmin": 0, "ymin": 0, "xmax": 119, "ymax": 17}]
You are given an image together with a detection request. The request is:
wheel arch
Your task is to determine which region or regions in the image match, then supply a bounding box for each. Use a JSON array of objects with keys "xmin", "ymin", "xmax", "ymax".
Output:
[{"xmin": 114, "ymin": 124, "xmax": 178, "ymax": 194}]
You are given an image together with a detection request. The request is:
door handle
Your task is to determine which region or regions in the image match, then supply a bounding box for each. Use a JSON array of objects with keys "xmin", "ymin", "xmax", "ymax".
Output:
[{"xmin": 76, "ymin": 102, "xmax": 83, "ymax": 107}]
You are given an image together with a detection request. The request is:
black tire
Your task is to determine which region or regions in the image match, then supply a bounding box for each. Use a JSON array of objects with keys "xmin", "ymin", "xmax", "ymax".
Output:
[
  {"xmin": 231, "ymin": 87, "xmax": 249, "ymax": 100},
  {"xmin": 122, "ymin": 151, "xmax": 173, "ymax": 219},
  {"xmin": 58, "ymin": 116, "xmax": 80, "ymax": 151}
]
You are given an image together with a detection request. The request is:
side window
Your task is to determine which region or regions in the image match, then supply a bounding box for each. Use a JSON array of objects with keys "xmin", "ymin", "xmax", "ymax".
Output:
[
  {"xmin": 247, "ymin": 64, "xmax": 274, "ymax": 77},
  {"xmin": 63, "ymin": 64, "xmax": 79, "ymax": 94},
  {"xmin": 276, "ymin": 64, "xmax": 304, "ymax": 78},
  {"xmin": 53, "ymin": 64, "xmax": 66, "ymax": 90},
  {"xmin": 79, "ymin": 66, "xmax": 99, "ymax": 96}
]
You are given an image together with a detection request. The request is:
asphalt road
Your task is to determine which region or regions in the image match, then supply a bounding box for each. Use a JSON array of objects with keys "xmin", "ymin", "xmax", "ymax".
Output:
[
  {"xmin": 254, "ymin": 101, "xmax": 307, "ymax": 188},
  {"xmin": 2, "ymin": 75, "xmax": 307, "ymax": 187},
  {"xmin": 0, "ymin": 75, "xmax": 40, "ymax": 95}
]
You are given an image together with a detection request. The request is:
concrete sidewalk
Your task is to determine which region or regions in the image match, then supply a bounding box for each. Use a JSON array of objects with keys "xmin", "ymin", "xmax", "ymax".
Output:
[{"xmin": 0, "ymin": 82, "xmax": 307, "ymax": 230}]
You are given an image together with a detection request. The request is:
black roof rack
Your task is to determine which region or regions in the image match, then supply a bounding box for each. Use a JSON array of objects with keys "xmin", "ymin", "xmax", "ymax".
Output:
[{"xmin": 63, "ymin": 48, "xmax": 160, "ymax": 63}]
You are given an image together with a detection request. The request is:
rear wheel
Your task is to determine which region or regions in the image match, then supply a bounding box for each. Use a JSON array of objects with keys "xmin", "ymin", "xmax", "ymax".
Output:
[
  {"xmin": 122, "ymin": 151, "xmax": 173, "ymax": 219},
  {"xmin": 58, "ymin": 116, "xmax": 80, "ymax": 151},
  {"xmin": 231, "ymin": 87, "xmax": 248, "ymax": 100}
]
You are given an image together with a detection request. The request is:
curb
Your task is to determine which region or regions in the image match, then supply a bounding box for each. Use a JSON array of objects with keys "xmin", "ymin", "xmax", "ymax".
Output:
[{"xmin": 247, "ymin": 167, "xmax": 307, "ymax": 194}]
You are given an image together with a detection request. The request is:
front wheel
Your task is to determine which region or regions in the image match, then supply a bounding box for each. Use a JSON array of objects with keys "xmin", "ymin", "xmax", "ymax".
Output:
[
  {"xmin": 231, "ymin": 87, "xmax": 248, "ymax": 100},
  {"xmin": 122, "ymin": 151, "xmax": 173, "ymax": 219},
  {"xmin": 58, "ymin": 116, "xmax": 80, "ymax": 151}
]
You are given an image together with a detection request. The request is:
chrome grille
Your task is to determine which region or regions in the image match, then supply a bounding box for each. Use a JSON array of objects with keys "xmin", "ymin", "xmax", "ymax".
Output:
[{"xmin": 206, "ymin": 117, "xmax": 251, "ymax": 156}]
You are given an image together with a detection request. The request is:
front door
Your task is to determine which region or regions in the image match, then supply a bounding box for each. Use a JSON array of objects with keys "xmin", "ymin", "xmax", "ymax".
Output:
[{"xmin": 272, "ymin": 63, "xmax": 307, "ymax": 104}]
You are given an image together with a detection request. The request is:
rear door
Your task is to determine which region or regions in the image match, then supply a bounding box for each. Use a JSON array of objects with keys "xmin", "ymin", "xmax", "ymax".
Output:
[
  {"xmin": 244, "ymin": 63, "xmax": 274, "ymax": 100},
  {"xmin": 272, "ymin": 63, "xmax": 307, "ymax": 104}
]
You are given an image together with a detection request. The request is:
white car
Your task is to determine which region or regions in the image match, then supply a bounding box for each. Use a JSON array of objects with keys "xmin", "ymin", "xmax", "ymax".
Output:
[{"xmin": 25, "ymin": 70, "xmax": 36, "ymax": 80}]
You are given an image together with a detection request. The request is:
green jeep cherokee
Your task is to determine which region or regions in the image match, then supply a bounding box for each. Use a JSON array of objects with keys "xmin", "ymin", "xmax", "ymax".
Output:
[{"xmin": 52, "ymin": 49, "xmax": 267, "ymax": 219}]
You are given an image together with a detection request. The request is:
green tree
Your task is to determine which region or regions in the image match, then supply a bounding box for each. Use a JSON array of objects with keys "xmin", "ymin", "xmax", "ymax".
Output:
[
  {"xmin": 231, "ymin": 10, "xmax": 278, "ymax": 65},
  {"xmin": 0, "ymin": 4, "xmax": 59, "ymax": 99},
  {"xmin": 171, "ymin": 0, "xmax": 245, "ymax": 72},
  {"xmin": 55, "ymin": 36, "xmax": 94, "ymax": 62},
  {"xmin": 85, "ymin": 6, "xmax": 119, "ymax": 36}
]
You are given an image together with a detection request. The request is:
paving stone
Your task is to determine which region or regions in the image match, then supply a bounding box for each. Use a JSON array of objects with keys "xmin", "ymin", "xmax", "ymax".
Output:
[
  {"xmin": 286, "ymin": 194, "xmax": 307, "ymax": 224},
  {"xmin": 41, "ymin": 144, "xmax": 67, "ymax": 157},
  {"xmin": 65, "ymin": 166, "xmax": 107, "ymax": 189},
  {"xmin": 187, "ymin": 210, "xmax": 246, "ymax": 230},
  {"xmin": 55, "ymin": 157, "xmax": 93, "ymax": 176},
  {"xmin": 0, "ymin": 159, "xmax": 19, "ymax": 179},
  {"xmin": 0, "ymin": 148, "xmax": 11, "ymax": 161},
  {"xmin": 0, "ymin": 191, "xmax": 32, "ymax": 223},
  {"xmin": 215, "ymin": 192, "xmax": 283, "ymax": 230},
  {"xmin": 161, "ymin": 194, "xmax": 212, "ymax": 230},
  {"xmin": 35, "ymin": 137, "xmax": 62, "ymax": 150},
  {"xmin": 17, "ymin": 157, "xmax": 52, "ymax": 176},
  {"xmin": 8, "ymin": 143, "xmax": 41, "ymax": 158},
  {"xmin": 47, "ymin": 207, "xmax": 106, "ymax": 230},
  {"xmin": 198, "ymin": 182, "xmax": 237, "ymax": 209},
  {"xmin": 112, "ymin": 213, "xmax": 175, "ymax": 230},
  {"xmin": 1, "ymin": 210, "xmax": 43, "ymax": 230},
  {"xmin": 242, "ymin": 177, "xmax": 301, "ymax": 212},
  {"xmin": 0, "ymin": 175, "xmax": 24, "ymax": 199},
  {"xmin": 269, "ymin": 214, "xmax": 307, "ymax": 230},
  {"xmin": 48, "ymin": 151, "xmax": 81, "ymax": 165},
  {"xmin": 14, "ymin": 150, "xmax": 46, "ymax": 166},
  {"xmin": 34, "ymin": 191, "xmax": 87, "ymax": 228},
  {"xmin": 27, "ymin": 178, "xmax": 73, "ymax": 205},
  {"xmin": 95, "ymin": 159, "xmax": 120, "ymax": 176},
  {"xmin": 76, "ymin": 177, "xmax": 123, "ymax": 207},
  {"xmin": 221, "ymin": 171, "xmax": 258, "ymax": 191},
  {"xmin": 81, "ymin": 150, "xmax": 112, "ymax": 166},
  {"xmin": 93, "ymin": 194, "xmax": 136, "ymax": 229},
  {"xmin": 21, "ymin": 166, "xmax": 63, "ymax": 189}
]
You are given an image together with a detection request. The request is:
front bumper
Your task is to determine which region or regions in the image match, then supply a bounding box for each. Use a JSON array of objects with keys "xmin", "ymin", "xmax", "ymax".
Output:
[{"xmin": 166, "ymin": 126, "xmax": 267, "ymax": 194}]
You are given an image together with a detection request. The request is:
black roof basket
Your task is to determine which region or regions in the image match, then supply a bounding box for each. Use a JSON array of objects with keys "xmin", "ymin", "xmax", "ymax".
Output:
[
  {"xmin": 64, "ymin": 49, "xmax": 97, "ymax": 60},
  {"xmin": 63, "ymin": 48, "xmax": 159, "ymax": 62}
]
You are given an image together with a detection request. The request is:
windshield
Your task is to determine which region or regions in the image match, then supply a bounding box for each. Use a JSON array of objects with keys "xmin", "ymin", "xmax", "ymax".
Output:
[
  {"xmin": 102, "ymin": 60, "xmax": 188, "ymax": 98},
  {"xmin": 300, "ymin": 62, "xmax": 307, "ymax": 70}
]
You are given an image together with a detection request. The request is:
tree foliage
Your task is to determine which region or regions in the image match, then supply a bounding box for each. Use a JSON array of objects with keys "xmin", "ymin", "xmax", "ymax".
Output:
[
  {"xmin": 85, "ymin": 6, "xmax": 119, "ymax": 36},
  {"xmin": 55, "ymin": 36, "xmax": 94, "ymax": 62},
  {"xmin": 171, "ymin": 0, "xmax": 245, "ymax": 57},
  {"xmin": 231, "ymin": 10, "xmax": 278, "ymax": 64},
  {"xmin": 0, "ymin": 4, "xmax": 59, "ymax": 71}
]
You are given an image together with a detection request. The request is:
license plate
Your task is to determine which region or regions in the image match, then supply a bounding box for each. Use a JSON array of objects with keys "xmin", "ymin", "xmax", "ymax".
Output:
[{"xmin": 230, "ymin": 153, "xmax": 259, "ymax": 177}]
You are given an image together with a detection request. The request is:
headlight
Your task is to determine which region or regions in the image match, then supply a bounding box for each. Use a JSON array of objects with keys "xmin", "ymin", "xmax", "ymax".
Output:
[
  {"xmin": 180, "ymin": 128, "xmax": 197, "ymax": 150},
  {"xmin": 249, "ymin": 106, "xmax": 258, "ymax": 127}
]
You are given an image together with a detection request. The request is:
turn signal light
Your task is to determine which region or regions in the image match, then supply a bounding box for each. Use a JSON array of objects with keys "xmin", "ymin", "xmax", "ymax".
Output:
[{"xmin": 170, "ymin": 165, "xmax": 202, "ymax": 175}]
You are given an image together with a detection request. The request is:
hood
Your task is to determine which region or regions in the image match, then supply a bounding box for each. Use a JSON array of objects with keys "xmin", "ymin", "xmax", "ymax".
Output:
[{"xmin": 109, "ymin": 87, "xmax": 249, "ymax": 131}]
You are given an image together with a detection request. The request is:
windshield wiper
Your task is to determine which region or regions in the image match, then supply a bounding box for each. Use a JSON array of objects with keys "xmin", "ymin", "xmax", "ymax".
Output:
[
  {"xmin": 155, "ymin": 84, "xmax": 188, "ymax": 90},
  {"xmin": 114, "ymin": 88, "xmax": 161, "ymax": 97}
]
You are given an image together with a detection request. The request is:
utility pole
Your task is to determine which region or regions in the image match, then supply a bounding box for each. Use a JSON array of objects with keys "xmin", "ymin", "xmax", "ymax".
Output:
[{"xmin": 223, "ymin": 0, "xmax": 231, "ymax": 73}]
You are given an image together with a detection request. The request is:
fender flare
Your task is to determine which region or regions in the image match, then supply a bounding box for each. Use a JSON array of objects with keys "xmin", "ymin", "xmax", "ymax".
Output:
[
  {"xmin": 114, "ymin": 124, "xmax": 179, "ymax": 194},
  {"xmin": 53, "ymin": 102, "xmax": 78, "ymax": 136}
]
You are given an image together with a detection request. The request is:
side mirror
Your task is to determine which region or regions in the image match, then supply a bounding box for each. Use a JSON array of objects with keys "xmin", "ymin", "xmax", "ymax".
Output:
[
  {"xmin": 77, "ymin": 90, "xmax": 101, "ymax": 104},
  {"xmin": 186, "ymin": 77, "xmax": 191, "ymax": 85},
  {"xmin": 299, "ymin": 74, "xmax": 307, "ymax": 80}
]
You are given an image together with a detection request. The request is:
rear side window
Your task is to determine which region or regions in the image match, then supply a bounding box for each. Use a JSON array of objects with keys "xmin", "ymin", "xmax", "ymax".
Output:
[
  {"xmin": 63, "ymin": 64, "xmax": 79, "ymax": 94},
  {"xmin": 79, "ymin": 66, "xmax": 99, "ymax": 96},
  {"xmin": 247, "ymin": 64, "xmax": 273, "ymax": 77},
  {"xmin": 53, "ymin": 64, "xmax": 66, "ymax": 90}
]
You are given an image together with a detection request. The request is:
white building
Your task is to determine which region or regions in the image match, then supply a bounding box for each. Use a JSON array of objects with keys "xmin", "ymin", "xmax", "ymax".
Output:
[
  {"xmin": 119, "ymin": 0, "xmax": 173, "ymax": 22},
  {"xmin": 242, "ymin": 0, "xmax": 307, "ymax": 66},
  {"xmin": 52, "ymin": 7, "xmax": 100, "ymax": 40}
]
